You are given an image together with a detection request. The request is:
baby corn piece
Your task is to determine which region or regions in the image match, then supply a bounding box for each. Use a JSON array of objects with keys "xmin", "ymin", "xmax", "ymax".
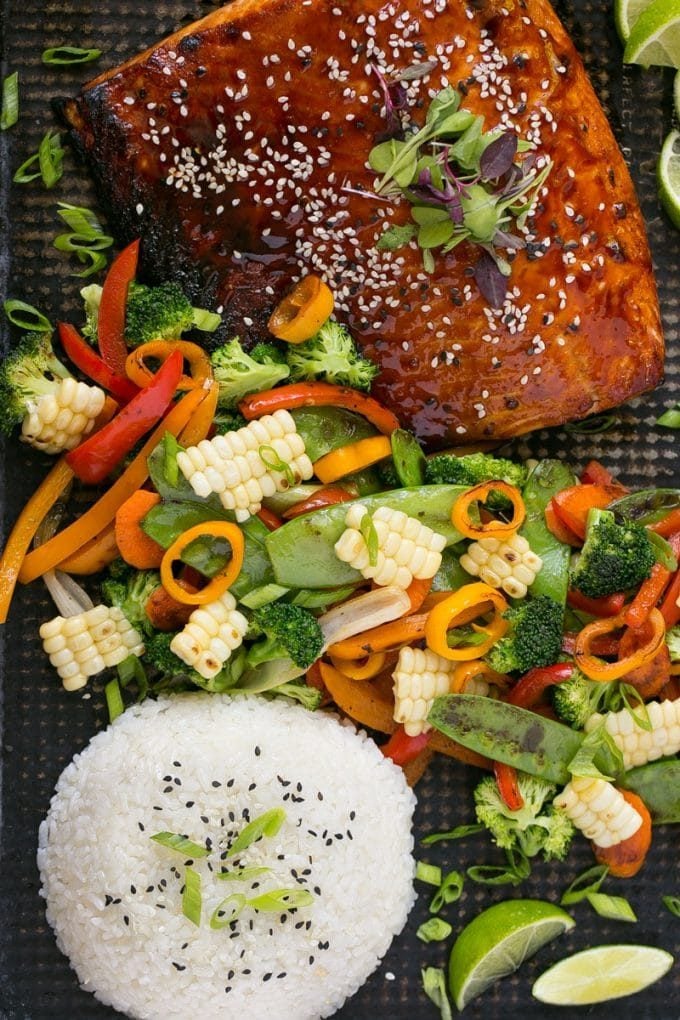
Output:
[
  {"xmin": 176, "ymin": 409, "xmax": 313, "ymax": 521},
  {"xmin": 40, "ymin": 605, "xmax": 144, "ymax": 692},
  {"xmin": 553, "ymin": 776, "xmax": 642, "ymax": 849},
  {"xmin": 170, "ymin": 590, "xmax": 248, "ymax": 680},
  {"xmin": 460, "ymin": 533, "xmax": 542, "ymax": 599},
  {"xmin": 22, "ymin": 377, "xmax": 106, "ymax": 454},
  {"xmin": 334, "ymin": 504, "xmax": 446, "ymax": 590},
  {"xmin": 585, "ymin": 698, "xmax": 680, "ymax": 769},
  {"xmin": 392, "ymin": 647, "xmax": 454, "ymax": 735}
]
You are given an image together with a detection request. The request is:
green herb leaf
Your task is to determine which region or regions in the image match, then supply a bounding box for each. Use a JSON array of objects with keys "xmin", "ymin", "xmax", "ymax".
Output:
[
  {"xmin": 567, "ymin": 722, "xmax": 624, "ymax": 782},
  {"xmin": 422, "ymin": 966, "xmax": 453, "ymax": 1020},
  {"xmin": 586, "ymin": 892, "xmax": 637, "ymax": 923},
  {"xmin": 227, "ymin": 808, "xmax": 286, "ymax": 858},
  {"xmin": 104, "ymin": 678, "xmax": 124, "ymax": 723},
  {"xmin": 560, "ymin": 864, "xmax": 609, "ymax": 906},
  {"xmin": 247, "ymin": 888, "xmax": 315, "ymax": 912},
  {"xmin": 3, "ymin": 299, "xmax": 52, "ymax": 332},
  {"xmin": 210, "ymin": 892, "xmax": 246, "ymax": 929},
  {"xmin": 217, "ymin": 866, "xmax": 272, "ymax": 882},
  {"xmin": 411, "ymin": 205, "xmax": 451, "ymax": 226},
  {"xmin": 662, "ymin": 895, "xmax": 680, "ymax": 918},
  {"xmin": 182, "ymin": 866, "xmax": 202, "ymax": 926},
  {"xmin": 150, "ymin": 832, "xmax": 211, "ymax": 859},
  {"xmin": 370, "ymin": 138, "xmax": 418, "ymax": 188},
  {"xmin": 429, "ymin": 870, "xmax": 464, "ymax": 913},
  {"xmin": 1, "ymin": 72, "xmax": 19, "ymax": 130},
  {"xmin": 415, "ymin": 861, "xmax": 442, "ymax": 887},
  {"xmin": 422, "ymin": 823, "xmax": 484, "ymax": 846},
  {"xmin": 376, "ymin": 223, "xmax": 417, "ymax": 251},
  {"xmin": 417, "ymin": 917, "xmax": 453, "ymax": 943},
  {"xmin": 42, "ymin": 45, "xmax": 103, "ymax": 65},
  {"xmin": 417, "ymin": 219, "xmax": 455, "ymax": 249},
  {"xmin": 425, "ymin": 85, "xmax": 460, "ymax": 126}
]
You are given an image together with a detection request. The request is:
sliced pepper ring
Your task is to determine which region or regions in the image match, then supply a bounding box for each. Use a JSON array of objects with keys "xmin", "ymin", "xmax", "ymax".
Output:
[
  {"xmin": 451, "ymin": 659, "xmax": 510, "ymax": 693},
  {"xmin": 425, "ymin": 582, "xmax": 509, "ymax": 661},
  {"xmin": 574, "ymin": 608, "xmax": 666, "ymax": 682},
  {"xmin": 313, "ymin": 435, "xmax": 392, "ymax": 484},
  {"xmin": 328, "ymin": 651, "xmax": 388, "ymax": 680},
  {"xmin": 160, "ymin": 521, "xmax": 245, "ymax": 606},
  {"xmin": 268, "ymin": 275, "xmax": 334, "ymax": 343},
  {"xmin": 451, "ymin": 481, "xmax": 526, "ymax": 539},
  {"xmin": 125, "ymin": 340, "xmax": 213, "ymax": 392}
]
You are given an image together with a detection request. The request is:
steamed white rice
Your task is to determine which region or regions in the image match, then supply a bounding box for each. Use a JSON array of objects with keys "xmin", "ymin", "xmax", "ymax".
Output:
[{"xmin": 38, "ymin": 695, "xmax": 416, "ymax": 1019}]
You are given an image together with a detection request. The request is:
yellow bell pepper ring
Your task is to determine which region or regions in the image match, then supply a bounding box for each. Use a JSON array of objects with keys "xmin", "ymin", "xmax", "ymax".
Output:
[
  {"xmin": 314, "ymin": 435, "xmax": 392, "ymax": 484},
  {"xmin": 328, "ymin": 651, "xmax": 388, "ymax": 680},
  {"xmin": 425, "ymin": 582, "xmax": 509, "ymax": 661},
  {"xmin": 268, "ymin": 275, "xmax": 335, "ymax": 343},
  {"xmin": 451, "ymin": 480, "xmax": 526, "ymax": 540},
  {"xmin": 125, "ymin": 339, "xmax": 213, "ymax": 392},
  {"xmin": 160, "ymin": 521, "xmax": 245, "ymax": 606}
]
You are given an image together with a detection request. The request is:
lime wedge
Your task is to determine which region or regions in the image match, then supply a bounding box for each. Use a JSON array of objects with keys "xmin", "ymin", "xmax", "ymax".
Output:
[
  {"xmin": 674, "ymin": 69, "xmax": 680, "ymax": 116},
  {"xmin": 448, "ymin": 899, "xmax": 575, "ymax": 1011},
  {"xmin": 624, "ymin": 0, "xmax": 680, "ymax": 67},
  {"xmin": 532, "ymin": 944, "xmax": 674, "ymax": 1005},
  {"xmin": 615, "ymin": 0, "xmax": 656, "ymax": 41},
  {"xmin": 658, "ymin": 129, "xmax": 680, "ymax": 228}
]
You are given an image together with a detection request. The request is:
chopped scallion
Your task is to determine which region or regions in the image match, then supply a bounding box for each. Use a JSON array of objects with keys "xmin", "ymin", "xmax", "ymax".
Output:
[
  {"xmin": 1, "ymin": 71, "xmax": 19, "ymax": 130},
  {"xmin": 150, "ymin": 831, "xmax": 210, "ymax": 859},
  {"xmin": 258, "ymin": 445, "xmax": 295, "ymax": 486},
  {"xmin": 429, "ymin": 870, "xmax": 464, "ymax": 913},
  {"xmin": 191, "ymin": 307, "xmax": 221, "ymax": 332},
  {"xmin": 360, "ymin": 512, "xmax": 379, "ymax": 567},
  {"xmin": 42, "ymin": 45, "xmax": 103, "ymax": 65},
  {"xmin": 3, "ymin": 299, "xmax": 52, "ymax": 332},
  {"xmin": 182, "ymin": 866, "xmax": 202, "ymax": 927},
  {"xmin": 117, "ymin": 654, "xmax": 148, "ymax": 701},
  {"xmin": 657, "ymin": 407, "xmax": 680, "ymax": 429},
  {"xmin": 104, "ymin": 678, "xmax": 124, "ymax": 723},
  {"xmin": 560, "ymin": 864, "xmax": 609, "ymax": 906},
  {"xmin": 662, "ymin": 895, "xmax": 680, "ymax": 918},
  {"xmin": 422, "ymin": 823, "xmax": 484, "ymax": 846},
  {"xmin": 422, "ymin": 966, "xmax": 453, "ymax": 1020},
  {"xmin": 14, "ymin": 130, "xmax": 65, "ymax": 188},
  {"xmin": 210, "ymin": 893, "xmax": 246, "ymax": 929},
  {"xmin": 415, "ymin": 861, "xmax": 442, "ymax": 887},
  {"xmin": 417, "ymin": 917, "xmax": 452, "ymax": 943},
  {"xmin": 247, "ymin": 888, "xmax": 314, "ymax": 912},
  {"xmin": 586, "ymin": 892, "xmax": 637, "ymax": 923},
  {"xmin": 53, "ymin": 202, "xmax": 113, "ymax": 277},
  {"xmin": 217, "ymin": 866, "xmax": 271, "ymax": 882},
  {"xmin": 226, "ymin": 807, "xmax": 286, "ymax": 858}
]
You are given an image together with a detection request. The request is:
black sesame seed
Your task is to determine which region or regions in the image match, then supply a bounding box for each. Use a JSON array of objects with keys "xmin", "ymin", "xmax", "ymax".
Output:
[
  {"xmin": 172, "ymin": 962, "xmax": 186, "ymax": 971},
  {"xmin": 163, "ymin": 775, "xmax": 172, "ymax": 782},
  {"xmin": 227, "ymin": 778, "xmax": 235, "ymax": 788},
  {"xmin": 211, "ymin": 780, "xmax": 221, "ymax": 788},
  {"xmin": 200, "ymin": 815, "xmax": 209, "ymax": 824},
  {"xmin": 104, "ymin": 894, "xmax": 113, "ymax": 907},
  {"xmin": 185, "ymin": 801, "xmax": 195, "ymax": 808},
  {"xmin": 137, "ymin": 822, "xmax": 145, "ymax": 832},
  {"xmin": 309, "ymin": 955, "xmax": 315, "ymax": 965},
  {"xmin": 255, "ymin": 746, "xmax": 261, "ymax": 756},
  {"xmin": 248, "ymin": 782, "xmax": 257, "ymax": 792},
  {"xmin": 173, "ymin": 761, "xmax": 182, "ymax": 768},
  {"xmin": 123, "ymin": 916, "xmax": 129, "ymax": 926},
  {"xmin": 130, "ymin": 885, "xmax": 137, "ymax": 895},
  {"xmin": 263, "ymin": 972, "xmax": 272, "ymax": 982}
]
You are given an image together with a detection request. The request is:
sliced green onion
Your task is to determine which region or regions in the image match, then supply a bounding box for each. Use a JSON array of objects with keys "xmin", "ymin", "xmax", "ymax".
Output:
[
  {"xmin": 210, "ymin": 893, "xmax": 246, "ymax": 929},
  {"xmin": 182, "ymin": 866, "xmax": 202, "ymax": 926},
  {"xmin": 560, "ymin": 864, "xmax": 609, "ymax": 906},
  {"xmin": 422, "ymin": 967, "xmax": 453, "ymax": 1020},
  {"xmin": 54, "ymin": 202, "xmax": 113, "ymax": 278},
  {"xmin": 565, "ymin": 414, "xmax": 618, "ymax": 434},
  {"xmin": 226, "ymin": 808, "xmax": 286, "ymax": 858},
  {"xmin": 657, "ymin": 407, "xmax": 680, "ymax": 429},
  {"xmin": 662, "ymin": 895, "xmax": 680, "ymax": 918},
  {"xmin": 15, "ymin": 130, "xmax": 65, "ymax": 188},
  {"xmin": 258, "ymin": 445, "xmax": 295, "ymax": 486},
  {"xmin": 191, "ymin": 307, "xmax": 221, "ymax": 332},
  {"xmin": 429, "ymin": 870, "xmax": 464, "ymax": 913},
  {"xmin": 586, "ymin": 892, "xmax": 637, "ymax": 923},
  {"xmin": 1, "ymin": 72, "xmax": 19, "ymax": 130},
  {"xmin": 417, "ymin": 917, "xmax": 453, "ymax": 943},
  {"xmin": 248, "ymin": 888, "xmax": 314, "ymax": 912},
  {"xmin": 13, "ymin": 152, "xmax": 41, "ymax": 184},
  {"xmin": 360, "ymin": 512, "xmax": 379, "ymax": 566},
  {"xmin": 422, "ymin": 823, "xmax": 484, "ymax": 846},
  {"xmin": 415, "ymin": 861, "xmax": 442, "ymax": 887},
  {"xmin": 104, "ymin": 678, "xmax": 124, "ymax": 723},
  {"xmin": 150, "ymin": 831, "xmax": 210, "ymax": 859},
  {"xmin": 42, "ymin": 45, "xmax": 103, "ymax": 65},
  {"xmin": 217, "ymin": 866, "xmax": 271, "ymax": 882},
  {"xmin": 117, "ymin": 654, "xmax": 148, "ymax": 701},
  {"xmin": 467, "ymin": 848, "xmax": 530, "ymax": 886},
  {"xmin": 3, "ymin": 299, "xmax": 52, "ymax": 332}
]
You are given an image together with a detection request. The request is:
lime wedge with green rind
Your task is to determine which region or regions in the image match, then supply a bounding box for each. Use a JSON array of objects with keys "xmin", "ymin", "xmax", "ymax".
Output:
[
  {"xmin": 624, "ymin": 0, "xmax": 680, "ymax": 67},
  {"xmin": 658, "ymin": 129, "xmax": 680, "ymax": 228},
  {"xmin": 532, "ymin": 944, "xmax": 674, "ymax": 1005},
  {"xmin": 615, "ymin": 0, "xmax": 656, "ymax": 41}
]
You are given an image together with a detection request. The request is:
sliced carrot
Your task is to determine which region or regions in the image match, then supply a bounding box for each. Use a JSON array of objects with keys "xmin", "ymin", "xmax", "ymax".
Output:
[
  {"xmin": 624, "ymin": 562, "xmax": 671, "ymax": 629},
  {"xmin": 114, "ymin": 490, "xmax": 164, "ymax": 569},
  {"xmin": 580, "ymin": 459, "xmax": 628, "ymax": 493},
  {"xmin": 319, "ymin": 661, "xmax": 396, "ymax": 734},
  {"xmin": 592, "ymin": 789, "xmax": 652, "ymax": 878},
  {"xmin": 56, "ymin": 522, "xmax": 119, "ymax": 575},
  {"xmin": 545, "ymin": 499, "xmax": 582, "ymax": 547},
  {"xmin": 551, "ymin": 483, "xmax": 623, "ymax": 540}
]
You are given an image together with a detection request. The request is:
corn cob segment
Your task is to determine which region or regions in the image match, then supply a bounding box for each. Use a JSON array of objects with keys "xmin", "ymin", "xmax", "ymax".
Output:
[
  {"xmin": 585, "ymin": 698, "xmax": 680, "ymax": 769},
  {"xmin": 334, "ymin": 504, "xmax": 446, "ymax": 590},
  {"xmin": 392, "ymin": 646, "xmax": 454, "ymax": 735},
  {"xmin": 553, "ymin": 776, "xmax": 642, "ymax": 849},
  {"xmin": 40, "ymin": 605, "xmax": 144, "ymax": 692},
  {"xmin": 176, "ymin": 409, "xmax": 313, "ymax": 521},
  {"xmin": 21, "ymin": 377, "xmax": 106, "ymax": 455},
  {"xmin": 460, "ymin": 533, "xmax": 543, "ymax": 599},
  {"xmin": 170, "ymin": 590, "xmax": 248, "ymax": 680}
]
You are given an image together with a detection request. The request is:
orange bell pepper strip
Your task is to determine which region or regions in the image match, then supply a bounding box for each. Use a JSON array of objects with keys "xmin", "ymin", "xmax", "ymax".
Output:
[
  {"xmin": 551, "ymin": 483, "xmax": 622, "ymax": 540},
  {"xmin": 160, "ymin": 521, "xmax": 245, "ymax": 606},
  {"xmin": 327, "ymin": 612, "xmax": 429, "ymax": 659},
  {"xmin": 624, "ymin": 562, "xmax": 672, "ymax": 629},
  {"xmin": 328, "ymin": 651, "xmax": 388, "ymax": 680},
  {"xmin": 425, "ymin": 582, "xmax": 509, "ymax": 661},
  {"xmin": 178, "ymin": 380, "xmax": 219, "ymax": 447},
  {"xmin": 649, "ymin": 508, "xmax": 680, "ymax": 538},
  {"xmin": 574, "ymin": 608, "xmax": 666, "ymax": 682},
  {"xmin": 451, "ymin": 482, "xmax": 525, "ymax": 540},
  {"xmin": 114, "ymin": 490, "xmax": 164, "ymax": 569},
  {"xmin": 268, "ymin": 275, "xmax": 334, "ymax": 343},
  {"xmin": 404, "ymin": 576, "xmax": 433, "ymax": 614},
  {"xmin": 56, "ymin": 521, "xmax": 119, "ymax": 575},
  {"xmin": 313, "ymin": 435, "xmax": 392, "ymax": 484},
  {"xmin": 125, "ymin": 339, "xmax": 213, "ymax": 392},
  {"xmin": 545, "ymin": 499, "xmax": 582, "ymax": 547},
  {"xmin": 18, "ymin": 387, "xmax": 207, "ymax": 584},
  {"xmin": 319, "ymin": 660, "xmax": 397, "ymax": 734},
  {"xmin": 616, "ymin": 620, "xmax": 671, "ymax": 699},
  {"xmin": 98, "ymin": 239, "xmax": 140, "ymax": 375},
  {"xmin": 239, "ymin": 381, "xmax": 400, "ymax": 436},
  {"xmin": 580, "ymin": 459, "xmax": 628, "ymax": 493},
  {"xmin": 283, "ymin": 485, "xmax": 357, "ymax": 519}
]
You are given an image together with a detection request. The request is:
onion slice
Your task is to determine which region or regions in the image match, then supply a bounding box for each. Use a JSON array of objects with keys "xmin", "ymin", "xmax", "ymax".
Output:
[{"xmin": 318, "ymin": 585, "xmax": 411, "ymax": 650}]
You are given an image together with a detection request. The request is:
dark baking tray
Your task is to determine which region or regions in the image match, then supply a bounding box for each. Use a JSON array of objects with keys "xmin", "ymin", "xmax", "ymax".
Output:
[{"xmin": 0, "ymin": 2, "xmax": 679, "ymax": 1018}]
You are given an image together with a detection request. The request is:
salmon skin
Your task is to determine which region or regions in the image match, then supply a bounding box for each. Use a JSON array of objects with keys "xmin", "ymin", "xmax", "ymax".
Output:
[{"xmin": 62, "ymin": 0, "xmax": 664, "ymax": 448}]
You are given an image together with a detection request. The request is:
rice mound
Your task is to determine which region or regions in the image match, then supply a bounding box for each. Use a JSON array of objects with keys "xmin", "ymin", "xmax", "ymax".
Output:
[{"xmin": 38, "ymin": 695, "xmax": 416, "ymax": 1020}]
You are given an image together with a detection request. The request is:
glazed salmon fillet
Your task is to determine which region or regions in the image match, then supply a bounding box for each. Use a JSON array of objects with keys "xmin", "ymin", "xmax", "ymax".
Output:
[{"xmin": 62, "ymin": 0, "xmax": 664, "ymax": 448}]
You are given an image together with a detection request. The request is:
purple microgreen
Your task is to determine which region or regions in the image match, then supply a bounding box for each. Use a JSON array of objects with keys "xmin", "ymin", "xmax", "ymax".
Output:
[
  {"xmin": 410, "ymin": 166, "xmax": 464, "ymax": 224},
  {"xmin": 479, "ymin": 131, "xmax": 518, "ymax": 180},
  {"xmin": 493, "ymin": 229, "xmax": 525, "ymax": 251},
  {"xmin": 397, "ymin": 60, "xmax": 439, "ymax": 82},
  {"xmin": 473, "ymin": 251, "xmax": 509, "ymax": 308},
  {"xmin": 341, "ymin": 179, "xmax": 394, "ymax": 203}
]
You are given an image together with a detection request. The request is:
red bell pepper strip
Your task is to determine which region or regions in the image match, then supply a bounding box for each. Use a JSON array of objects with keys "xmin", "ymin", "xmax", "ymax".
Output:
[
  {"xmin": 282, "ymin": 485, "xmax": 357, "ymax": 519},
  {"xmin": 494, "ymin": 761, "xmax": 524, "ymax": 811},
  {"xmin": 239, "ymin": 381, "xmax": 400, "ymax": 436},
  {"xmin": 66, "ymin": 349, "xmax": 183, "ymax": 485},
  {"xmin": 98, "ymin": 239, "xmax": 140, "ymax": 375},
  {"xmin": 660, "ymin": 568, "xmax": 680, "ymax": 629},
  {"xmin": 567, "ymin": 588, "xmax": 626, "ymax": 618},
  {"xmin": 506, "ymin": 662, "xmax": 574, "ymax": 709},
  {"xmin": 580, "ymin": 459, "xmax": 628, "ymax": 493},
  {"xmin": 544, "ymin": 499, "xmax": 582, "ymax": 547},
  {"xmin": 58, "ymin": 322, "xmax": 139, "ymax": 404},
  {"xmin": 562, "ymin": 631, "xmax": 619, "ymax": 658},
  {"xmin": 624, "ymin": 562, "xmax": 672, "ymax": 629},
  {"xmin": 551, "ymin": 483, "xmax": 623, "ymax": 540},
  {"xmin": 382, "ymin": 726, "xmax": 431, "ymax": 765},
  {"xmin": 256, "ymin": 506, "xmax": 283, "ymax": 531}
]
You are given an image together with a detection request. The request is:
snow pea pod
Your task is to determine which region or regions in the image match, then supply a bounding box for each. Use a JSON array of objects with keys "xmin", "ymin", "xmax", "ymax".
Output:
[
  {"xmin": 611, "ymin": 488, "xmax": 680, "ymax": 527},
  {"xmin": 266, "ymin": 485, "xmax": 467, "ymax": 589},
  {"xmin": 621, "ymin": 760, "xmax": 680, "ymax": 824},
  {"xmin": 391, "ymin": 429, "xmax": 426, "ymax": 487},
  {"xmin": 520, "ymin": 459, "xmax": 576, "ymax": 605},
  {"xmin": 290, "ymin": 406, "xmax": 377, "ymax": 463}
]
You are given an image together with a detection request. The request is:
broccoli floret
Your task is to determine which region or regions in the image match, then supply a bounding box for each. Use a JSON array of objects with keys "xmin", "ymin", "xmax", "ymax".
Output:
[
  {"xmin": 667, "ymin": 625, "xmax": 680, "ymax": 662},
  {"xmin": 424, "ymin": 451, "xmax": 528, "ymax": 488},
  {"xmin": 211, "ymin": 336, "xmax": 290, "ymax": 409},
  {"xmin": 250, "ymin": 342, "xmax": 288, "ymax": 365},
  {"xmin": 247, "ymin": 602, "xmax": 323, "ymax": 670},
  {"xmin": 268, "ymin": 680, "xmax": 323, "ymax": 710},
  {"xmin": 144, "ymin": 631, "xmax": 243, "ymax": 693},
  {"xmin": 570, "ymin": 508, "xmax": 655, "ymax": 599},
  {"xmin": 80, "ymin": 283, "xmax": 102, "ymax": 344},
  {"xmin": 376, "ymin": 459, "xmax": 400, "ymax": 489},
  {"xmin": 286, "ymin": 319, "xmax": 379, "ymax": 392},
  {"xmin": 101, "ymin": 567, "xmax": 159, "ymax": 637},
  {"xmin": 213, "ymin": 409, "xmax": 248, "ymax": 434},
  {"xmin": 552, "ymin": 671, "xmax": 624, "ymax": 729},
  {"xmin": 0, "ymin": 332, "xmax": 71, "ymax": 435},
  {"xmin": 485, "ymin": 595, "xmax": 563, "ymax": 675},
  {"xmin": 124, "ymin": 281, "xmax": 219, "ymax": 347},
  {"xmin": 474, "ymin": 772, "xmax": 575, "ymax": 861}
]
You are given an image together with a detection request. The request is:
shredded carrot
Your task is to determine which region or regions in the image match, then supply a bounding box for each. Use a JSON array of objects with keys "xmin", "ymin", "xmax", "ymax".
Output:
[
  {"xmin": 114, "ymin": 490, "xmax": 164, "ymax": 569},
  {"xmin": 649, "ymin": 507, "xmax": 680, "ymax": 538},
  {"xmin": 56, "ymin": 522, "xmax": 119, "ymax": 575},
  {"xmin": 592, "ymin": 789, "xmax": 652, "ymax": 878}
]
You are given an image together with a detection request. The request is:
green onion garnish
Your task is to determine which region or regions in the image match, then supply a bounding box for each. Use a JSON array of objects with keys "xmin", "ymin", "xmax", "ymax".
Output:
[
  {"xmin": 422, "ymin": 966, "xmax": 453, "ymax": 1020},
  {"xmin": 567, "ymin": 721, "xmax": 623, "ymax": 783},
  {"xmin": 42, "ymin": 45, "xmax": 103, "ymax": 65},
  {"xmin": 258, "ymin": 445, "xmax": 295, "ymax": 486},
  {"xmin": 217, "ymin": 866, "xmax": 271, "ymax": 882},
  {"xmin": 13, "ymin": 130, "xmax": 65, "ymax": 188},
  {"xmin": 657, "ymin": 407, "xmax": 680, "ymax": 429},
  {"xmin": 191, "ymin": 307, "xmax": 221, "ymax": 332},
  {"xmin": 0, "ymin": 72, "xmax": 19, "ymax": 130},
  {"xmin": 247, "ymin": 888, "xmax": 315, "ymax": 912},
  {"xmin": 429, "ymin": 870, "xmax": 464, "ymax": 913},
  {"xmin": 182, "ymin": 866, "xmax": 202, "ymax": 926},
  {"xmin": 117, "ymin": 654, "xmax": 148, "ymax": 702},
  {"xmin": 53, "ymin": 202, "xmax": 113, "ymax": 277},
  {"xmin": 150, "ymin": 832, "xmax": 210, "ymax": 859},
  {"xmin": 104, "ymin": 678, "xmax": 124, "ymax": 723},
  {"xmin": 226, "ymin": 807, "xmax": 286, "ymax": 858},
  {"xmin": 662, "ymin": 895, "xmax": 680, "ymax": 918},
  {"xmin": 560, "ymin": 864, "xmax": 609, "ymax": 906},
  {"xmin": 586, "ymin": 892, "xmax": 637, "ymax": 923},
  {"xmin": 359, "ymin": 512, "xmax": 379, "ymax": 566},
  {"xmin": 210, "ymin": 893, "xmax": 246, "ymax": 929},
  {"xmin": 565, "ymin": 414, "xmax": 618, "ymax": 434},
  {"xmin": 3, "ymin": 299, "xmax": 52, "ymax": 332},
  {"xmin": 467, "ymin": 847, "xmax": 530, "ymax": 886},
  {"xmin": 415, "ymin": 861, "xmax": 442, "ymax": 887},
  {"xmin": 417, "ymin": 917, "xmax": 453, "ymax": 943},
  {"xmin": 422, "ymin": 823, "xmax": 484, "ymax": 846}
]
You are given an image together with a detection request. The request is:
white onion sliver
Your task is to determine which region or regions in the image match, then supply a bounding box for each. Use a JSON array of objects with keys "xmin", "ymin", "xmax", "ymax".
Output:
[
  {"xmin": 42, "ymin": 569, "xmax": 95, "ymax": 618},
  {"xmin": 318, "ymin": 585, "xmax": 411, "ymax": 651}
]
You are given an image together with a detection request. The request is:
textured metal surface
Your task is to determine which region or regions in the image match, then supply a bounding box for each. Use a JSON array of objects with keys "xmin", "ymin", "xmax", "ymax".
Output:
[{"xmin": 0, "ymin": 1, "xmax": 679, "ymax": 1018}]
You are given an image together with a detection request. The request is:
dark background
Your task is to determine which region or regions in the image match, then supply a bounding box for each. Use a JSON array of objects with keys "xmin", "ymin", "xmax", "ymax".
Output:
[{"xmin": 0, "ymin": 1, "xmax": 679, "ymax": 1017}]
